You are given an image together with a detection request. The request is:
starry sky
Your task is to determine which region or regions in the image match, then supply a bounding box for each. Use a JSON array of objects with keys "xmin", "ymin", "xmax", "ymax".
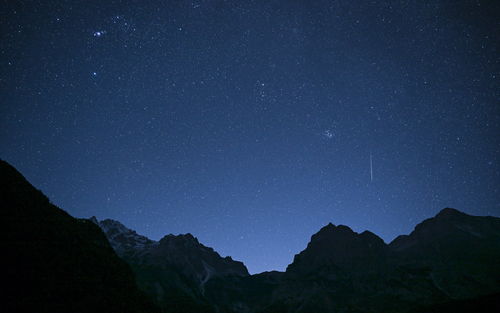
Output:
[{"xmin": 1, "ymin": 0, "xmax": 499, "ymax": 274}]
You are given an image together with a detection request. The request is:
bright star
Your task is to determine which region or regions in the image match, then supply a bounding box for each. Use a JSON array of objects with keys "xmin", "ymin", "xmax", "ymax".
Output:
[{"xmin": 93, "ymin": 30, "xmax": 106, "ymax": 37}]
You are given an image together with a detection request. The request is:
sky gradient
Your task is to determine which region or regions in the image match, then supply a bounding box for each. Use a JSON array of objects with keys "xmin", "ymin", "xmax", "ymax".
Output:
[{"xmin": 1, "ymin": 0, "xmax": 499, "ymax": 274}]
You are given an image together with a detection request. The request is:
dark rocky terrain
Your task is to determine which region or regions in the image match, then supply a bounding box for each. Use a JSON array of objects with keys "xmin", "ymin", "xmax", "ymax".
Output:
[
  {"xmin": 0, "ymin": 160, "xmax": 159, "ymax": 313},
  {"xmin": 203, "ymin": 208, "xmax": 500, "ymax": 313},
  {"xmin": 94, "ymin": 217, "xmax": 249, "ymax": 312},
  {"xmin": 2, "ymin": 159, "xmax": 499, "ymax": 313},
  {"xmin": 95, "ymin": 207, "xmax": 500, "ymax": 313}
]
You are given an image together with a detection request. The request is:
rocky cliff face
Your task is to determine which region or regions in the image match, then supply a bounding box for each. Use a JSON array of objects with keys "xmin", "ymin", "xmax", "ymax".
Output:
[
  {"xmin": 0, "ymin": 160, "xmax": 158, "ymax": 313},
  {"xmin": 94, "ymin": 217, "xmax": 248, "ymax": 312},
  {"xmin": 96, "ymin": 218, "xmax": 156, "ymax": 255}
]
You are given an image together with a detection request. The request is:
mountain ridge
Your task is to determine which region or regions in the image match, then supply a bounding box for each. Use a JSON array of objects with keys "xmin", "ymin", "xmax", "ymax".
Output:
[
  {"xmin": 93, "ymin": 216, "xmax": 248, "ymax": 311},
  {"xmin": 1, "ymin": 159, "xmax": 159, "ymax": 313},
  {"xmin": 2, "ymin": 159, "xmax": 499, "ymax": 313},
  {"xmin": 92, "ymin": 207, "xmax": 500, "ymax": 313}
]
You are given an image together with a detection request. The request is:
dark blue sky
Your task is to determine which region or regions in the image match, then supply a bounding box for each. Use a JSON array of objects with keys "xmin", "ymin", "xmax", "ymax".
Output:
[{"xmin": 1, "ymin": 0, "xmax": 499, "ymax": 274}]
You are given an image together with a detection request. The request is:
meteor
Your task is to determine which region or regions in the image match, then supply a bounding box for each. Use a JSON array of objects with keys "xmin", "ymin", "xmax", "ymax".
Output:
[{"xmin": 370, "ymin": 152, "xmax": 373, "ymax": 182}]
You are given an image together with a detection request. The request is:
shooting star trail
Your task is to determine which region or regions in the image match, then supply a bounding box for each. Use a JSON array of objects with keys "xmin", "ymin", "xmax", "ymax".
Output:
[{"xmin": 370, "ymin": 152, "xmax": 373, "ymax": 182}]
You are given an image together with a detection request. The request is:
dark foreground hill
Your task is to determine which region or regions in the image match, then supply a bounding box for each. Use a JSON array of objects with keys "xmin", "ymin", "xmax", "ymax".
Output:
[{"xmin": 0, "ymin": 160, "xmax": 159, "ymax": 313}]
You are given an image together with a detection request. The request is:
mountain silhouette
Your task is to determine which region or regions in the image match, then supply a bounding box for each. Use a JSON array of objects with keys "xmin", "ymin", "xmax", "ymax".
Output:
[
  {"xmin": 203, "ymin": 208, "xmax": 500, "ymax": 312},
  {"xmin": 93, "ymin": 217, "xmax": 248, "ymax": 312},
  {"xmin": 2, "ymin": 159, "xmax": 499, "ymax": 313},
  {"xmin": 0, "ymin": 160, "xmax": 158, "ymax": 313}
]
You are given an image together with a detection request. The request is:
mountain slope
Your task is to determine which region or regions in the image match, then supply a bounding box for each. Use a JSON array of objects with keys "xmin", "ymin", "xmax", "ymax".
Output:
[
  {"xmin": 94, "ymin": 217, "xmax": 249, "ymax": 312},
  {"xmin": 205, "ymin": 208, "xmax": 500, "ymax": 313},
  {"xmin": 389, "ymin": 208, "xmax": 500, "ymax": 299},
  {"xmin": 0, "ymin": 160, "xmax": 158, "ymax": 313}
]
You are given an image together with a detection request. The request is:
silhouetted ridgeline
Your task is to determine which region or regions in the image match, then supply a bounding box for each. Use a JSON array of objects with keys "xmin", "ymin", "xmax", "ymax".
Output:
[
  {"xmin": 94, "ymin": 200, "xmax": 500, "ymax": 312},
  {"xmin": 1, "ymin": 160, "xmax": 159, "ymax": 313},
  {"xmin": 2, "ymin": 159, "xmax": 500, "ymax": 313}
]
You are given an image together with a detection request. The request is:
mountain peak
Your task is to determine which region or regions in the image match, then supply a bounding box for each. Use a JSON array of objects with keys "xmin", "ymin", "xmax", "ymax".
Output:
[
  {"xmin": 287, "ymin": 223, "xmax": 386, "ymax": 274},
  {"xmin": 160, "ymin": 233, "xmax": 200, "ymax": 245},
  {"xmin": 435, "ymin": 207, "xmax": 466, "ymax": 218},
  {"xmin": 89, "ymin": 216, "xmax": 98, "ymax": 225},
  {"xmin": 96, "ymin": 219, "xmax": 250, "ymax": 293},
  {"xmin": 95, "ymin": 218, "xmax": 156, "ymax": 254},
  {"xmin": 313, "ymin": 223, "xmax": 354, "ymax": 240},
  {"xmin": 390, "ymin": 208, "xmax": 500, "ymax": 252}
]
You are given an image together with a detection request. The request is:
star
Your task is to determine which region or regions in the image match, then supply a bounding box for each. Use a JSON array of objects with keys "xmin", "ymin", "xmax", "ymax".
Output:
[
  {"xmin": 323, "ymin": 130, "xmax": 334, "ymax": 139},
  {"xmin": 93, "ymin": 30, "xmax": 106, "ymax": 37}
]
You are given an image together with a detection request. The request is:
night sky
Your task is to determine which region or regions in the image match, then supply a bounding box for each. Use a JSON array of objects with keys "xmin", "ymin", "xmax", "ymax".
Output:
[{"xmin": 1, "ymin": 1, "xmax": 499, "ymax": 274}]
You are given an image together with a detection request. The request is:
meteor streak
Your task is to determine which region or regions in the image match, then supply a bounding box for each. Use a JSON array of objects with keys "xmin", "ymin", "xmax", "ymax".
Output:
[{"xmin": 370, "ymin": 152, "xmax": 373, "ymax": 182}]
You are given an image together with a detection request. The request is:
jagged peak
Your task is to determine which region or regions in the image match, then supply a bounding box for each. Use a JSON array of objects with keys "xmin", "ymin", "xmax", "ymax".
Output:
[
  {"xmin": 100, "ymin": 218, "xmax": 127, "ymax": 226},
  {"xmin": 287, "ymin": 222, "xmax": 387, "ymax": 273},
  {"xmin": 304, "ymin": 222, "xmax": 385, "ymax": 253},
  {"xmin": 311, "ymin": 223, "xmax": 365, "ymax": 244},
  {"xmin": 160, "ymin": 233, "xmax": 201, "ymax": 245},
  {"xmin": 99, "ymin": 218, "xmax": 134, "ymax": 234},
  {"xmin": 155, "ymin": 233, "xmax": 249, "ymax": 277},
  {"xmin": 411, "ymin": 208, "xmax": 469, "ymax": 233},
  {"xmin": 309, "ymin": 223, "xmax": 386, "ymax": 247},
  {"xmin": 360, "ymin": 230, "xmax": 386, "ymax": 244},
  {"xmin": 389, "ymin": 208, "xmax": 499, "ymax": 250},
  {"xmin": 316, "ymin": 223, "xmax": 353, "ymax": 235},
  {"xmin": 435, "ymin": 207, "xmax": 467, "ymax": 218},
  {"xmin": 95, "ymin": 218, "xmax": 156, "ymax": 254},
  {"xmin": 89, "ymin": 216, "xmax": 98, "ymax": 225},
  {"xmin": 360, "ymin": 230, "xmax": 376, "ymax": 236},
  {"xmin": 336, "ymin": 224, "xmax": 354, "ymax": 232}
]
